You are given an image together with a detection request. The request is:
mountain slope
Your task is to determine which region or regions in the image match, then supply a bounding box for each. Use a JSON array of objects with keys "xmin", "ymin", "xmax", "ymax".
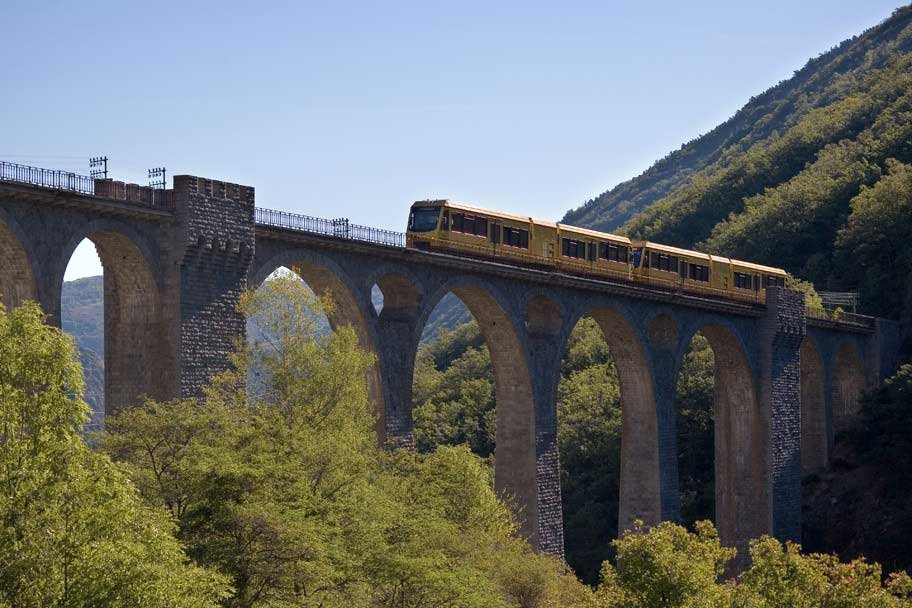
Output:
[
  {"xmin": 61, "ymin": 276, "xmax": 104, "ymax": 429},
  {"xmin": 563, "ymin": 6, "xmax": 912, "ymax": 235}
]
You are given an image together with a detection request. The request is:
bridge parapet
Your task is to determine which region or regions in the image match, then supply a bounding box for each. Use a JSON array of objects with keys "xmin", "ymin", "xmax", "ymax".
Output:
[
  {"xmin": 256, "ymin": 206, "xmax": 405, "ymax": 247},
  {"xmin": 0, "ymin": 160, "xmax": 174, "ymax": 210}
]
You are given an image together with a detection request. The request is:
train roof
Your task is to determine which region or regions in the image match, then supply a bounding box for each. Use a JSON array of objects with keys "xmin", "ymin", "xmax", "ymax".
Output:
[
  {"xmin": 411, "ymin": 199, "xmax": 556, "ymax": 227},
  {"xmin": 728, "ymin": 259, "xmax": 788, "ymax": 275},
  {"xmin": 557, "ymin": 223, "xmax": 632, "ymax": 244},
  {"xmin": 633, "ymin": 241, "xmax": 712, "ymax": 261},
  {"xmin": 633, "ymin": 240, "xmax": 787, "ymax": 275}
]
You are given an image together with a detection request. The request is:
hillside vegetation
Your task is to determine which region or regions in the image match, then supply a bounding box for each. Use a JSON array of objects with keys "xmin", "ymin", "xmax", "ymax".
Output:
[
  {"xmin": 564, "ymin": 7, "xmax": 912, "ymax": 324},
  {"xmin": 564, "ymin": 6, "xmax": 912, "ymax": 233}
]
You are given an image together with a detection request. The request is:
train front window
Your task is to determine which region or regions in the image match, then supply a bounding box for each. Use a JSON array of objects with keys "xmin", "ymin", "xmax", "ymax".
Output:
[{"xmin": 409, "ymin": 207, "xmax": 441, "ymax": 232}]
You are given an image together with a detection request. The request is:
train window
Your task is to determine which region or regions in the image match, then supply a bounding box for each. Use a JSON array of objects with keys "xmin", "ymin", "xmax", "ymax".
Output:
[
  {"xmin": 599, "ymin": 242, "xmax": 628, "ymax": 263},
  {"xmin": 491, "ymin": 224, "xmax": 501, "ymax": 244},
  {"xmin": 588, "ymin": 242, "xmax": 596, "ymax": 261},
  {"xmin": 652, "ymin": 253, "xmax": 678, "ymax": 272},
  {"xmin": 451, "ymin": 213, "xmax": 488, "ymax": 238},
  {"xmin": 632, "ymin": 248, "xmax": 644, "ymax": 268},
  {"xmin": 765, "ymin": 275, "xmax": 785, "ymax": 288},
  {"xmin": 409, "ymin": 206, "xmax": 441, "ymax": 232},
  {"xmin": 561, "ymin": 238, "xmax": 586, "ymax": 259},
  {"xmin": 688, "ymin": 263, "xmax": 709, "ymax": 282},
  {"xmin": 442, "ymin": 210, "xmax": 450, "ymax": 231},
  {"xmin": 734, "ymin": 272, "xmax": 753, "ymax": 290},
  {"xmin": 503, "ymin": 226, "xmax": 529, "ymax": 249}
]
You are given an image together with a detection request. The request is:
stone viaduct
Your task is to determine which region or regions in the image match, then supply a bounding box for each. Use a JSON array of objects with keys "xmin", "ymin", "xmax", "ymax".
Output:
[{"xmin": 0, "ymin": 165, "xmax": 903, "ymax": 561}]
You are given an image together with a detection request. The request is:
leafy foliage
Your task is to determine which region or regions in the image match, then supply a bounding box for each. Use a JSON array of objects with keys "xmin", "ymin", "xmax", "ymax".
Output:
[
  {"xmin": 0, "ymin": 302, "xmax": 230, "ymax": 608},
  {"xmin": 565, "ymin": 7, "xmax": 912, "ymax": 235},
  {"xmin": 803, "ymin": 364, "xmax": 912, "ymax": 576},
  {"xmin": 593, "ymin": 522, "xmax": 912, "ymax": 608},
  {"xmin": 101, "ymin": 277, "xmax": 589, "ymax": 608}
]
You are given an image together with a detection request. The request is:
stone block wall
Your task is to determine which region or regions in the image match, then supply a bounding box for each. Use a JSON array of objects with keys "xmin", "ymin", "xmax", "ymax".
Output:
[
  {"xmin": 760, "ymin": 287, "xmax": 806, "ymax": 542},
  {"xmin": 168, "ymin": 175, "xmax": 255, "ymax": 398}
]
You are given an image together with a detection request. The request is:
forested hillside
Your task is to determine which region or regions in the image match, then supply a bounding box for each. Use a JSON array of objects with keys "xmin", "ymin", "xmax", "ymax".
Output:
[
  {"xmin": 564, "ymin": 6, "xmax": 912, "ymax": 324},
  {"xmin": 563, "ymin": 6, "xmax": 912, "ymax": 235},
  {"xmin": 61, "ymin": 276, "xmax": 104, "ymax": 429}
]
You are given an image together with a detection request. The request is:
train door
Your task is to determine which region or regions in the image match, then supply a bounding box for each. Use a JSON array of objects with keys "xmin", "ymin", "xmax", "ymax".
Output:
[{"xmin": 491, "ymin": 222, "xmax": 501, "ymax": 256}]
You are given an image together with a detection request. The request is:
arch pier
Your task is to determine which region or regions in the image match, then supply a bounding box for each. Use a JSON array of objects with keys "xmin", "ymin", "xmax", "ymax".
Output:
[{"xmin": 1, "ymin": 169, "xmax": 902, "ymax": 564}]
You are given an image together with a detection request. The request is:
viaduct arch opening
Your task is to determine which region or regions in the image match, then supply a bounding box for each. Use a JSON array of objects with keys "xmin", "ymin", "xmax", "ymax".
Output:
[
  {"xmin": 801, "ymin": 336, "xmax": 827, "ymax": 473},
  {"xmin": 675, "ymin": 331, "xmax": 716, "ymax": 529},
  {"xmin": 250, "ymin": 257, "xmax": 386, "ymax": 436},
  {"xmin": 0, "ymin": 216, "xmax": 37, "ymax": 311},
  {"xmin": 832, "ymin": 342, "xmax": 865, "ymax": 434},
  {"xmin": 60, "ymin": 231, "xmax": 163, "ymax": 425},
  {"xmin": 555, "ymin": 314, "xmax": 621, "ymax": 585},
  {"xmin": 694, "ymin": 324, "xmax": 766, "ymax": 554},
  {"xmin": 412, "ymin": 283, "xmax": 538, "ymax": 545}
]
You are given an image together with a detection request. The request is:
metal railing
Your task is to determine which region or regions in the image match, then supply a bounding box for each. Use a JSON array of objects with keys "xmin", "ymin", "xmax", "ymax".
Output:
[
  {"xmin": 806, "ymin": 305, "xmax": 876, "ymax": 330},
  {"xmin": 256, "ymin": 207, "xmax": 405, "ymax": 248},
  {"xmin": 0, "ymin": 161, "xmax": 95, "ymax": 194}
]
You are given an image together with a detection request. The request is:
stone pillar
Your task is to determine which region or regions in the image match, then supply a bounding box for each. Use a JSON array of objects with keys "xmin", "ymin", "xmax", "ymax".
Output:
[
  {"xmin": 165, "ymin": 176, "xmax": 255, "ymax": 399},
  {"xmin": 373, "ymin": 310, "xmax": 420, "ymax": 448},
  {"xmin": 524, "ymin": 297, "xmax": 565, "ymax": 558},
  {"xmin": 759, "ymin": 287, "xmax": 805, "ymax": 542},
  {"xmin": 650, "ymin": 348, "xmax": 682, "ymax": 524}
]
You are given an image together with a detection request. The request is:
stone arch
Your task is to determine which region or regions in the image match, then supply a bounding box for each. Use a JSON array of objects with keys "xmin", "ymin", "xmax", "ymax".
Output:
[
  {"xmin": 417, "ymin": 277, "xmax": 538, "ymax": 543},
  {"xmin": 0, "ymin": 211, "xmax": 38, "ymax": 311},
  {"xmin": 58, "ymin": 227, "xmax": 164, "ymax": 418},
  {"xmin": 691, "ymin": 323, "xmax": 765, "ymax": 552},
  {"xmin": 588, "ymin": 307, "xmax": 661, "ymax": 534},
  {"xmin": 800, "ymin": 335, "xmax": 827, "ymax": 473},
  {"xmin": 366, "ymin": 265, "xmax": 423, "ymax": 319},
  {"xmin": 250, "ymin": 249, "xmax": 386, "ymax": 432},
  {"xmin": 832, "ymin": 341, "xmax": 865, "ymax": 433}
]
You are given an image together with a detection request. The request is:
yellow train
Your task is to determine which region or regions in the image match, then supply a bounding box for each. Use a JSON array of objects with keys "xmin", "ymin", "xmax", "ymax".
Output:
[{"xmin": 406, "ymin": 199, "xmax": 787, "ymax": 304}]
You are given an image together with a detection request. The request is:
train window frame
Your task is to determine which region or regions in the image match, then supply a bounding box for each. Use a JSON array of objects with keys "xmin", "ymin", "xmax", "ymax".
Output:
[
  {"xmin": 651, "ymin": 253, "xmax": 678, "ymax": 273},
  {"xmin": 688, "ymin": 263, "xmax": 709, "ymax": 283},
  {"xmin": 734, "ymin": 271, "xmax": 754, "ymax": 290},
  {"xmin": 765, "ymin": 275, "xmax": 785, "ymax": 288},
  {"xmin": 450, "ymin": 212, "xmax": 488, "ymax": 239},
  {"xmin": 561, "ymin": 237, "xmax": 586, "ymax": 260},
  {"xmin": 502, "ymin": 226, "xmax": 529, "ymax": 249},
  {"xmin": 598, "ymin": 242, "xmax": 628, "ymax": 263}
]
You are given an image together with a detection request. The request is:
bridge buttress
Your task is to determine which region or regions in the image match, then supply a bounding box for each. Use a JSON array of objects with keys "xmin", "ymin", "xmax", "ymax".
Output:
[
  {"xmin": 524, "ymin": 294, "xmax": 566, "ymax": 558},
  {"xmin": 165, "ymin": 176, "xmax": 255, "ymax": 399},
  {"xmin": 644, "ymin": 314, "xmax": 682, "ymax": 525},
  {"xmin": 372, "ymin": 306, "xmax": 421, "ymax": 448},
  {"xmin": 759, "ymin": 287, "xmax": 806, "ymax": 545}
]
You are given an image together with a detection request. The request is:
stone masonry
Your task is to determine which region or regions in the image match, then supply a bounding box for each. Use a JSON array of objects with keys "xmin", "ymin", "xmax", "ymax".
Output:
[{"xmin": 0, "ymin": 174, "xmax": 903, "ymax": 563}]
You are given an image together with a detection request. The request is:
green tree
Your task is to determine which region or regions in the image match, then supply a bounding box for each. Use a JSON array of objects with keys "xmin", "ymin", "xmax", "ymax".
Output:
[
  {"xmin": 836, "ymin": 159, "xmax": 912, "ymax": 321},
  {"xmin": 734, "ymin": 537, "xmax": 912, "ymax": 608},
  {"xmin": 594, "ymin": 521, "xmax": 734, "ymax": 608},
  {"xmin": 675, "ymin": 334, "xmax": 715, "ymax": 528},
  {"xmin": 0, "ymin": 302, "xmax": 229, "ymax": 608},
  {"xmin": 557, "ymin": 318, "xmax": 621, "ymax": 585},
  {"xmin": 101, "ymin": 277, "xmax": 591, "ymax": 608}
]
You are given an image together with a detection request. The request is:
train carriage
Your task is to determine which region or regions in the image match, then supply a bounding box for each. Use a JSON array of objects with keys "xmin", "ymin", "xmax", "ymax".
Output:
[{"xmin": 406, "ymin": 200, "xmax": 788, "ymax": 305}]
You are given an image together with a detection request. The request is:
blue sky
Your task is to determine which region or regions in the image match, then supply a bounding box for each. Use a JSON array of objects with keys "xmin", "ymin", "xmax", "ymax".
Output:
[{"xmin": 1, "ymin": 0, "xmax": 904, "ymax": 279}]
